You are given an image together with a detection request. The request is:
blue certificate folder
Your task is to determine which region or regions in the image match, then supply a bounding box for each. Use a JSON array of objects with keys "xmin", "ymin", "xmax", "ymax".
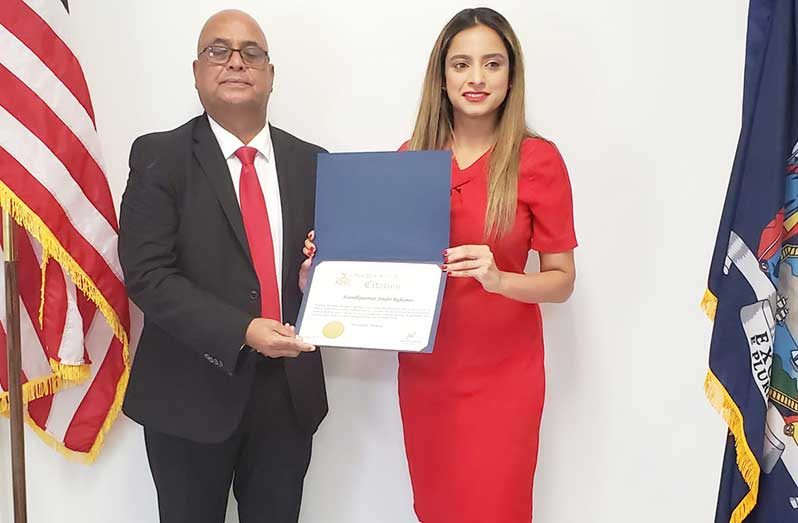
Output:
[{"xmin": 296, "ymin": 150, "xmax": 451, "ymax": 353}]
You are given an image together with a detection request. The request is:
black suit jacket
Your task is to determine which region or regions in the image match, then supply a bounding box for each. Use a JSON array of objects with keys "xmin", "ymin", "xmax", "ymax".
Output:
[{"xmin": 119, "ymin": 114, "xmax": 327, "ymax": 443}]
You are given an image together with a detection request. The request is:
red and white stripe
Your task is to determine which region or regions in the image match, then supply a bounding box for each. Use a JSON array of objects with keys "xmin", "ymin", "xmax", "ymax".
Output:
[{"xmin": 0, "ymin": 0, "xmax": 131, "ymax": 460}]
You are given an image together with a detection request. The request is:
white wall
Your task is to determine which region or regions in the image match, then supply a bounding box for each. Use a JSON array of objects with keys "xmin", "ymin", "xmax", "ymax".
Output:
[{"xmin": 0, "ymin": 0, "xmax": 746, "ymax": 521}]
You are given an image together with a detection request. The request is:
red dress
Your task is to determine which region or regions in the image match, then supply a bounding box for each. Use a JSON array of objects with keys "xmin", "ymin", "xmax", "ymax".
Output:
[{"xmin": 398, "ymin": 138, "xmax": 577, "ymax": 523}]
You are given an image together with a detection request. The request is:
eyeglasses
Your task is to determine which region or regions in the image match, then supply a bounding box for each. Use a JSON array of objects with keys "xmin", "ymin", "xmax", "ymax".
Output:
[{"xmin": 198, "ymin": 45, "xmax": 270, "ymax": 67}]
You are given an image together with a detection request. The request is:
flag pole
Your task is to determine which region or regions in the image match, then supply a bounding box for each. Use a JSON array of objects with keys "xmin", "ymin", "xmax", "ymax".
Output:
[{"xmin": 4, "ymin": 210, "xmax": 27, "ymax": 523}]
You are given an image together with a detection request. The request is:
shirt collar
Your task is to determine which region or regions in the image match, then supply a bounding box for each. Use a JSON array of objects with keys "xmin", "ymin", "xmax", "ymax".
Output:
[{"xmin": 207, "ymin": 114, "xmax": 273, "ymax": 163}]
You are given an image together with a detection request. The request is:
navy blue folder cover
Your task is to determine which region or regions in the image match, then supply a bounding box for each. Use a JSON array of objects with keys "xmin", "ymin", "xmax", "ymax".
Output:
[{"xmin": 297, "ymin": 150, "xmax": 451, "ymax": 353}]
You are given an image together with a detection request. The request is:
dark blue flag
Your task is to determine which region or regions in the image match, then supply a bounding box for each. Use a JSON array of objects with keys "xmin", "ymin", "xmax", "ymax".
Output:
[{"xmin": 704, "ymin": 1, "xmax": 798, "ymax": 521}]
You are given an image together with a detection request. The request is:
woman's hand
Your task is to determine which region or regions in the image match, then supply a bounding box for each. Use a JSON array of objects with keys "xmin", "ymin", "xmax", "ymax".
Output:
[
  {"xmin": 443, "ymin": 244, "xmax": 504, "ymax": 293},
  {"xmin": 299, "ymin": 230, "xmax": 316, "ymax": 293}
]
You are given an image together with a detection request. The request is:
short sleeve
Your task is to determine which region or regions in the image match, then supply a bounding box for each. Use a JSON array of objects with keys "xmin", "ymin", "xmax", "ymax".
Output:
[{"xmin": 519, "ymin": 138, "xmax": 578, "ymax": 252}]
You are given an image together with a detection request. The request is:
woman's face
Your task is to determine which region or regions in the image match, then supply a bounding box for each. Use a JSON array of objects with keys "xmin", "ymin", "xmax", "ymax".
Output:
[{"xmin": 444, "ymin": 24, "xmax": 511, "ymax": 123}]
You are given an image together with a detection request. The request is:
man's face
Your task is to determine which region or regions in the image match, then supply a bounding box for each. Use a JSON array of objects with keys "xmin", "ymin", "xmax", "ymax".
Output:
[{"xmin": 193, "ymin": 12, "xmax": 274, "ymax": 115}]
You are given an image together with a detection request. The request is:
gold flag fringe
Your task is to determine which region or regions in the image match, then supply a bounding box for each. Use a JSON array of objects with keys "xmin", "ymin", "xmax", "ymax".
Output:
[
  {"xmin": 18, "ymin": 365, "xmax": 130, "ymax": 464},
  {"xmin": 0, "ymin": 180, "xmax": 130, "ymax": 463},
  {"xmin": 0, "ymin": 181, "xmax": 129, "ymax": 350},
  {"xmin": 703, "ymin": 289, "xmax": 758, "ymax": 521},
  {"xmin": 0, "ymin": 365, "xmax": 128, "ymax": 464},
  {"xmin": 705, "ymin": 371, "xmax": 760, "ymax": 522},
  {"xmin": 0, "ymin": 372, "xmax": 64, "ymax": 415},
  {"xmin": 49, "ymin": 358, "xmax": 91, "ymax": 383},
  {"xmin": 0, "ymin": 361, "xmax": 90, "ymax": 415},
  {"xmin": 702, "ymin": 288, "xmax": 718, "ymax": 320},
  {"xmin": 38, "ymin": 252, "xmax": 49, "ymax": 328}
]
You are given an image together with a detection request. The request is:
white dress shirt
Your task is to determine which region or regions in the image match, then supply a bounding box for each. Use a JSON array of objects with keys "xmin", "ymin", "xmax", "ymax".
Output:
[{"xmin": 207, "ymin": 115, "xmax": 283, "ymax": 305}]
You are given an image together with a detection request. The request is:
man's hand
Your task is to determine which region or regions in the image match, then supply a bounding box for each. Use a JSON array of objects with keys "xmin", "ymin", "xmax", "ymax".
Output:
[{"xmin": 245, "ymin": 318, "xmax": 316, "ymax": 358}]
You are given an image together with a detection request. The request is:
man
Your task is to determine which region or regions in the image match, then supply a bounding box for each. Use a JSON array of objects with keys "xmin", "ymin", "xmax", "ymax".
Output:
[{"xmin": 119, "ymin": 9, "xmax": 327, "ymax": 523}]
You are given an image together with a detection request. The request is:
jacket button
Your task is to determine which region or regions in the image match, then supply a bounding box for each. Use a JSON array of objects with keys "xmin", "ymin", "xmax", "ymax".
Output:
[{"xmin": 249, "ymin": 289, "xmax": 259, "ymax": 301}]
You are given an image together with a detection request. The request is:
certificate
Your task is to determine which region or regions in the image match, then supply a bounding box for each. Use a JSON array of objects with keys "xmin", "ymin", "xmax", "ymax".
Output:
[
  {"xmin": 299, "ymin": 261, "xmax": 442, "ymax": 352},
  {"xmin": 296, "ymin": 150, "xmax": 451, "ymax": 352}
]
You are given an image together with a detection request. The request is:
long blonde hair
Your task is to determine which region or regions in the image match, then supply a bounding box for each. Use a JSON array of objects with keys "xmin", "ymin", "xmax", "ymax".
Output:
[{"xmin": 408, "ymin": 8, "xmax": 533, "ymax": 238}]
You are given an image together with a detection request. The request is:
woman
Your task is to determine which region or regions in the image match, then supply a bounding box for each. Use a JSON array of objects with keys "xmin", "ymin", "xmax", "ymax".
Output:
[{"xmin": 302, "ymin": 7, "xmax": 576, "ymax": 522}]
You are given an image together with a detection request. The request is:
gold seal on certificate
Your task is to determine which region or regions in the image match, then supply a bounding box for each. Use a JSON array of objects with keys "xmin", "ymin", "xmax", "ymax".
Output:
[
  {"xmin": 322, "ymin": 321, "xmax": 345, "ymax": 339},
  {"xmin": 298, "ymin": 260, "xmax": 443, "ymax": 352}
]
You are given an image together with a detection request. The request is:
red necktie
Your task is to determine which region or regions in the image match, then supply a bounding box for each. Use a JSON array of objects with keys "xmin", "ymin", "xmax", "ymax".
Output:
[{"xmin": 235, "ymin": 146, "xmax": 281, "ymax": 320}]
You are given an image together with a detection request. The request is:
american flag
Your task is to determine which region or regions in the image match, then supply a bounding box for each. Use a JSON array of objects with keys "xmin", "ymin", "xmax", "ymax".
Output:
[{"xmin": 0, "ymin": 0, "xmax": 130, "ymax": 462}]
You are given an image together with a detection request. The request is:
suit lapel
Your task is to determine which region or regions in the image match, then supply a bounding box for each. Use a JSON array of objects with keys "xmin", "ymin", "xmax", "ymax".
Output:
[
  {"xmin": 271, "ymin": 125, "xmax": 297, "ymax": 297},
  {"xmin": 192, "ymin": 115, "xmax": 252, "ymax": 262}
]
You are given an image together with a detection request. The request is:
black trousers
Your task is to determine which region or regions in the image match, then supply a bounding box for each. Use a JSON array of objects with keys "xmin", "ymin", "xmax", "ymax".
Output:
[{"xmin": 144, "ymin": 360, "xmax": 313, "ymax": 523}]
